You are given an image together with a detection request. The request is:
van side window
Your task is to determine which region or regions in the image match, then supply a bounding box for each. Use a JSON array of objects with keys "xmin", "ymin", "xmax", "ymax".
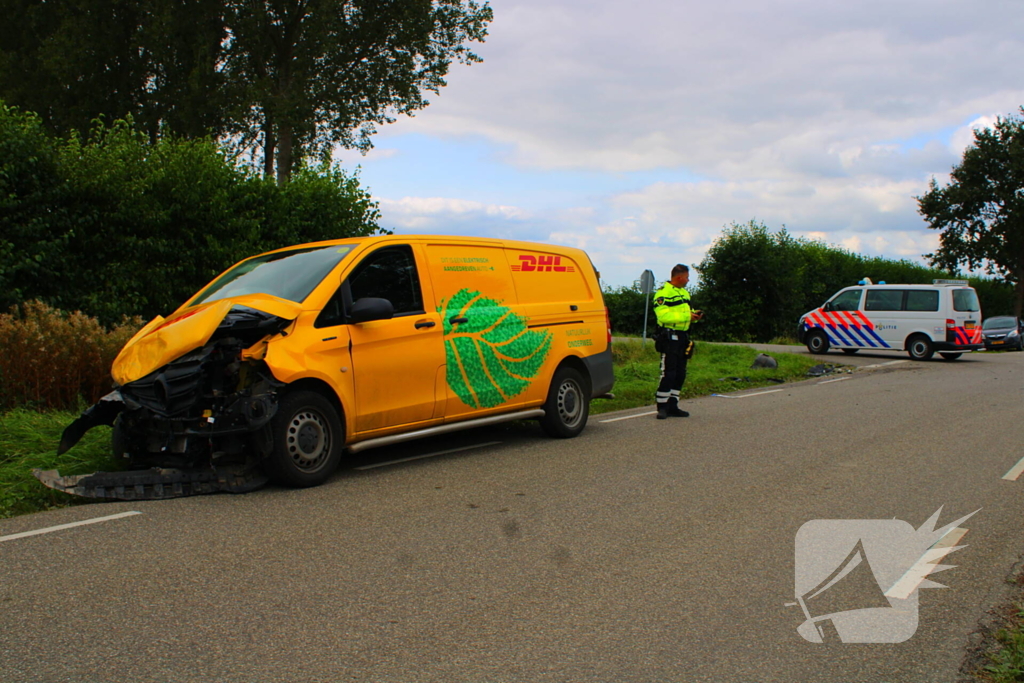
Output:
[
  {"xmin": 905, "ymin": 290, "xmax": 939, "ymax": 312},
  {"xmin": 865, "ymin": 290, "xmax": 904, "ymax": 311},
  {"xmin": 830, "ymin": 290, "xmax": 862, "ymax": 311},
  {"xmin": 315, "ymin": 245, "xmax": 424, "ymax": 328},
  {"xmin": 349, "ymin": 245, "xmax": 424, "ymax": 316}
]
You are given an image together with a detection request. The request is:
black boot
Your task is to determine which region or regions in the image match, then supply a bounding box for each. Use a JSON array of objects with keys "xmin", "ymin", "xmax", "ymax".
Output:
[
  {"xmin": 666, "ymin": 399, "xmax": 689, "ymax": 418},
  {"xmin": 656, "ymin": 403, "xmax": 668, "ymax": 420}
]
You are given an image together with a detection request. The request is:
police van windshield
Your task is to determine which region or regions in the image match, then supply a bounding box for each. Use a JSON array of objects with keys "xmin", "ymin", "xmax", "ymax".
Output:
[
  {"xmin": 192, "ymin": 245, "xmax": 355, "ymax": 306},
  {"xmin": 952, "ymin": 289, "xmax": 980, "ymax": 312}
]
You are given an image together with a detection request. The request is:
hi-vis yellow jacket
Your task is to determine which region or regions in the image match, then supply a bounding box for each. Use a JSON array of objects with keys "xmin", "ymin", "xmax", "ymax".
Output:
[{"xmin": 654, "ymin": 283, "xmax": 693, "ymax": 331}]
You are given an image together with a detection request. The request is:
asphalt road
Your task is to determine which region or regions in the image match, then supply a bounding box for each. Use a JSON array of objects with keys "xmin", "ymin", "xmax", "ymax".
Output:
[{"xmin": 2, "ymin": 348, "xmax": 1023, "ymax": 682}]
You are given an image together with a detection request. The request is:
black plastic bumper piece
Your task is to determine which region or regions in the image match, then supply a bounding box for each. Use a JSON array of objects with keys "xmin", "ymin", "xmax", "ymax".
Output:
[
  {"xmin": 583, "ymin": 346, "xmax": 615, "ymax": 397},
  {"xmin": 34, "ymin": 464, "xmax": 268, "ymax": 500}
]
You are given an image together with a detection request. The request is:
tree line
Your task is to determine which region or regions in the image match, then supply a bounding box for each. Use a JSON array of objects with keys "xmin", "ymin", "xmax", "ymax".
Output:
[
  {"xmin": 0, "ymin": 0, "xmax": 493, "ymax": 184},
  {"xmin": 604, "ymin": 221, "xmax": 1014, "ymax": 342},
  {"xmin": 0, "ymin": 102, "xmax": 382, "ymax": 325}
]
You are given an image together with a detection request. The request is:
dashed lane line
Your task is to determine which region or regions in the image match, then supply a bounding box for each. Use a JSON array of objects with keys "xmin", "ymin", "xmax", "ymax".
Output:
[
  {"xmin": 861, "ymin": 360, "xmax": 908, "ymax": 370},
  {"xmin": 711, "ymin": 389, "xmax": 784, "ymax": 399},
  {"xmin": 0, "ymin": 511, "xmax": 142, "ymax": 544},
  {"xmin": 1002, "ymin": 456, "xmax": 1024, "ymax": 482},
  {"xmin": 600, "ymin": 411, "xmax": 658, "ymax": 423},
  {"xmin": 817, "ymin": 376, "xmax": 851, "ymax": 384}
]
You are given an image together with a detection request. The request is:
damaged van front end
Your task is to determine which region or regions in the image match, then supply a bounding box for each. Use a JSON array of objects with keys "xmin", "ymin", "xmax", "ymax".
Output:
[
  {"xmin": 38, "ymin": 301, "xmax": 298, "ymax": 499},
  {"xmin": 37, "ymin": 242, "xmax": 357, "ymax": 500}
]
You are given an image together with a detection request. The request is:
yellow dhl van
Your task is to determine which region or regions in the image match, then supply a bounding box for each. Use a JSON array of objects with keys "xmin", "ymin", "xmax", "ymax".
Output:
[{"xmin": 44, "ymin": 235, "xmax": 614, "ymax": 499}]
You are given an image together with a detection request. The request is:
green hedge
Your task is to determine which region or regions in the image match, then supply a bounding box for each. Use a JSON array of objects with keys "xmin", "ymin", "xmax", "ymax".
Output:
[
  {"xmin": 690, "ymin": 221, "xmax": 1014, "ymax": 342},
  {"xmin": 0, "ymin": 102, "xmax": 383, "ymax": 325}
]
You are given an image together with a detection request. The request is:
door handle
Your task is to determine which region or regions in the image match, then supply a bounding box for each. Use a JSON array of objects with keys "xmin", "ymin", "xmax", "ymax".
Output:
[
  {"xmin": 449, "ymin": 317, "xmax": 469, "ymax": 324},
  {"xmin": 415, "ymin": 320, "xmax": 436, "ymax": 329}
]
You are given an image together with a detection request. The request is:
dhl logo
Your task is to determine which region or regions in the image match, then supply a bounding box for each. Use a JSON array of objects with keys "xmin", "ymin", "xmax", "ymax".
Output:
[{"xmin": 511, "ymin": 255, "xmax": 576, "ymax": 273}]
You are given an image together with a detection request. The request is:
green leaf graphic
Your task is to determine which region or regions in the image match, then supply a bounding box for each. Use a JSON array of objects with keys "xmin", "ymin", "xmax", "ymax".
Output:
[{"xmin": 438, "ymin": 288, "xmax": 552, "ymax": 408}]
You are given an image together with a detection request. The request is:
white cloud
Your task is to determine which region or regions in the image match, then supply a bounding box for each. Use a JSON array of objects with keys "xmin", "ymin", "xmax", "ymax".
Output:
[{"xmin": 350, "ymin": 0, "xmax": 1024, "ymax": 287}]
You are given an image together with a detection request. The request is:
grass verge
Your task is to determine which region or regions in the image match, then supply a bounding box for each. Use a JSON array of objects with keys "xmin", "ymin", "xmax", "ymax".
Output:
[
  {"xmin": 592, "ymin": 339, "xmax": 824, "ymax": 414},
  {"xmin": 1, "ymin": 341, "xmax": 827, "ymax": 520},
  {"xmin": 0, "ymin": 408, "xmax": 120, "ymax": 519}
]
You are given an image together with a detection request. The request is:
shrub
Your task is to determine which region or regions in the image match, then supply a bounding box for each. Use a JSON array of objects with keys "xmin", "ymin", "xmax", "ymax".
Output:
[
  {"xmin": 694, "ymin": 220, "xmax": 1015, "ymax": 342},
  {"xmin": 0, "ymin": 301, "xmax": 142, "ymax": 411},
  {"xmin": 603, "ymin": 284, "xmax": 657, "ymax": 336},
  {"xmin": 0, "ymin": 102, "xmax": 385, "ymax": 326}
]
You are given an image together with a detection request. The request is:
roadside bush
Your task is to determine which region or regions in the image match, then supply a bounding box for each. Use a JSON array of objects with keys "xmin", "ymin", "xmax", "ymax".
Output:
[
  {"xmin": 694, "ymin": 220, "xmax": 1015, "ymax": 342},
  {"xmin": 603, "ymin": 284, "xmax": 658, "ymax": 336},
  {"xmin": 0, "ymin": 301, "xmax": 142, "ymax": 411},
  {"xmin": 0, "ymin": 101, "xmax": 384, "ymax": 325}
]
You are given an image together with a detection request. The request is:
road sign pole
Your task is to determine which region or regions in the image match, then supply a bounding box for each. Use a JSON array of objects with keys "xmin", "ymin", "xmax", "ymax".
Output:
[{"xmin": 639, "ymin": 269, "xmax": 655, "ymax": 347}]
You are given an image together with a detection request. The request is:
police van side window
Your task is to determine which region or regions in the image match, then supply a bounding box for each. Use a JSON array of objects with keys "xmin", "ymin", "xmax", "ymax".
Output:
[
  {"xmin": 865, "ymin": 290, "xmax": 904, "ymax": 311},
  {"xmin": 905, "ymin": 290, "xmax": 939, "ymax": 311},
  {"xmin": 830, "ymin": 290, "xmax": 862, "ymax": 311}
]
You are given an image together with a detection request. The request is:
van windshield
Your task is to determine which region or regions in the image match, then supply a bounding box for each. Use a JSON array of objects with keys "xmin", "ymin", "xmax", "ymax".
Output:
[
  {"xmin": 952, "ymin": 289, "xmax": 980, "ymax": 312},
  {"xmin": 192, "ymin": 245, "xmax": 355, "ymax": 306}
]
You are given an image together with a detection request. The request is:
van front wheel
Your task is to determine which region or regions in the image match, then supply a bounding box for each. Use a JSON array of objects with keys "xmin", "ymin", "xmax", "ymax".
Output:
[
  {"xmin": 806, "ymin": 330, "xmax": 830, "ymax": 354},
  {"xmin": 540, "ymin": 366, "xmax": 589, "ymax": 438},
  {"xmin": 907, "ymin": 336, "xmax": 934, "ymax": 361},
  {"xmin": 265, "ymin": 391, "xmax": 344, "ymax": 487}
]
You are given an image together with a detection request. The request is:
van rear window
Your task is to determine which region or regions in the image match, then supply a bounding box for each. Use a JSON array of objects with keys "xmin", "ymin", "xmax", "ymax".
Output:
[{"xmin": 953, "ymin": 289, "xmax": 980, "ymax": 312}]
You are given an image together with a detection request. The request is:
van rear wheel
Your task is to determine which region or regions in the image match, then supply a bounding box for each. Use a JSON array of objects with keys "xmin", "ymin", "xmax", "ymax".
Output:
[
  {"xmin": 265, "ymin": 390, "xmax": 344, "ymax": 487},
  {"xmin": 806, "ymin": 330, "xmax": 830, "ymax": 354},
  {"xmin": 841, "ymin": 348, "xmax": 859, "ymax": 355},
  {"xmin": 939, "ymin": 352, "xmax": 962, "ymax": 361},
  {"xmin": 907, "ymin": 336, "xmax": 934, "ymax": 361},
  {"xmin": 539, "ymin": 366, "xmax": 589, "ymax": 438}
]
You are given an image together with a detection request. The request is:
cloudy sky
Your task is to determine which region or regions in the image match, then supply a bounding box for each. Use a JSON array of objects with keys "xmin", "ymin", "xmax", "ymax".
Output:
[{"xmin": 336, "ymin": 0, "xmax": 1024, "ymax": 289}]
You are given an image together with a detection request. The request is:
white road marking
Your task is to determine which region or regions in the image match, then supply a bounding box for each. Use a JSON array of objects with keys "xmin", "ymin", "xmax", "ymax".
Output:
[
  {"xmin": 885, "ymin": 527, "xmax": 969, "ymax": 600},
  {"xmin": 862, "ymin": 360, "xmax": 908, "ymax": 369},
  {"xmin": 712, "ymin": 389, "xmax": 784, "ymax": 399},
  {"xmin": 817, "ymin": 377, "xmax": 851, "ymax": 385},
  {"xmin": 0, "ymin": 511, "xmax": 142, "ymax": 543},
  {"xmin": 600, "ymin": 411, "xmax": 657, "ymax": 423},
  {"xmin": 1002, "ymin": 456, "xmax": 1024, "ymax": 481},
  {"xmin": 355, "ymin": 441, "xmax": 502, "ymax": 470}
]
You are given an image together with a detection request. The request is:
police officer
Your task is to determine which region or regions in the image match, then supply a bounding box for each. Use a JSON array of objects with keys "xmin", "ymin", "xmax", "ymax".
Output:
[{"xmin": 653, "ymin": 264, "xmax": 702, "ymax": 419}]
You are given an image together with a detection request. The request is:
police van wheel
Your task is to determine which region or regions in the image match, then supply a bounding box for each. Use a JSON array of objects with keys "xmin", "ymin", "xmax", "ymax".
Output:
[
  {"xmin": 265, "ymin": 390, "xmax": 344, "ymax": 488},
  {"xmin": 907, "ymin": 336, "xmax": 934, "ymax": 361},
  {"xmin": 540, "ymin": 366, "xmax": 590, "ymax": 438},
  {"xmin": 939, "ymin": 352, "xmax": 962, "ymax": 361},
  {"xmin": 841, "ymin": 348, "xmax": 859, "ymax": 355},
  {"xmin": 806, "ymin": 331, "xmax": 830, "ymax": 354}
]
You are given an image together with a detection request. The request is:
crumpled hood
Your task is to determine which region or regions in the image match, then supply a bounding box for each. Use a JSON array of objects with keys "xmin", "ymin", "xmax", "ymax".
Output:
[{"xmin": 112, "ymin": 295, "xmax": 302, "ymax": 385}]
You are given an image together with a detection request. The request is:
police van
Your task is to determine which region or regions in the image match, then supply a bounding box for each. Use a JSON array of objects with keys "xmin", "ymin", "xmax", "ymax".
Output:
[{"xmin": 797, "ymin": 279, "xmax": 984, "ymax": 361}]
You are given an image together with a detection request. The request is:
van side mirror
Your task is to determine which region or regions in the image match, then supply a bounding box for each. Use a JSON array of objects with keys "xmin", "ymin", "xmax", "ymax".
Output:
[
  {"xmin": 349, "ymin": 297, "xmax": 394, "ymax": 324},
  {"xmin": 822, "ymin": 302, "xmax": 833, "ymax": 312}
]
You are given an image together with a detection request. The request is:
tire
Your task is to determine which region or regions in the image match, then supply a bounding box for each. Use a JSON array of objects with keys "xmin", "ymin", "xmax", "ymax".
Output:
[
  {"xmin": 939, "ymin": 352, "xmax": 962, "ymax": 361},
  {"xmin": 841, "ymin": 348, "xmax": 859, "ymax": 355},
  {"xmin": 265, "ymin": 390, "xmax": 344, "ymax": 488},
  {"xmin": 907, "ymin": 335, "xmax": 934, "ymax": 361},
  {"xmin": 805, "ymin": 330, "xmax": 830, "ymax": 354},
  {"xmin": 539, "ymin": 366, "xmax": 590, "ymax": 438}
]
